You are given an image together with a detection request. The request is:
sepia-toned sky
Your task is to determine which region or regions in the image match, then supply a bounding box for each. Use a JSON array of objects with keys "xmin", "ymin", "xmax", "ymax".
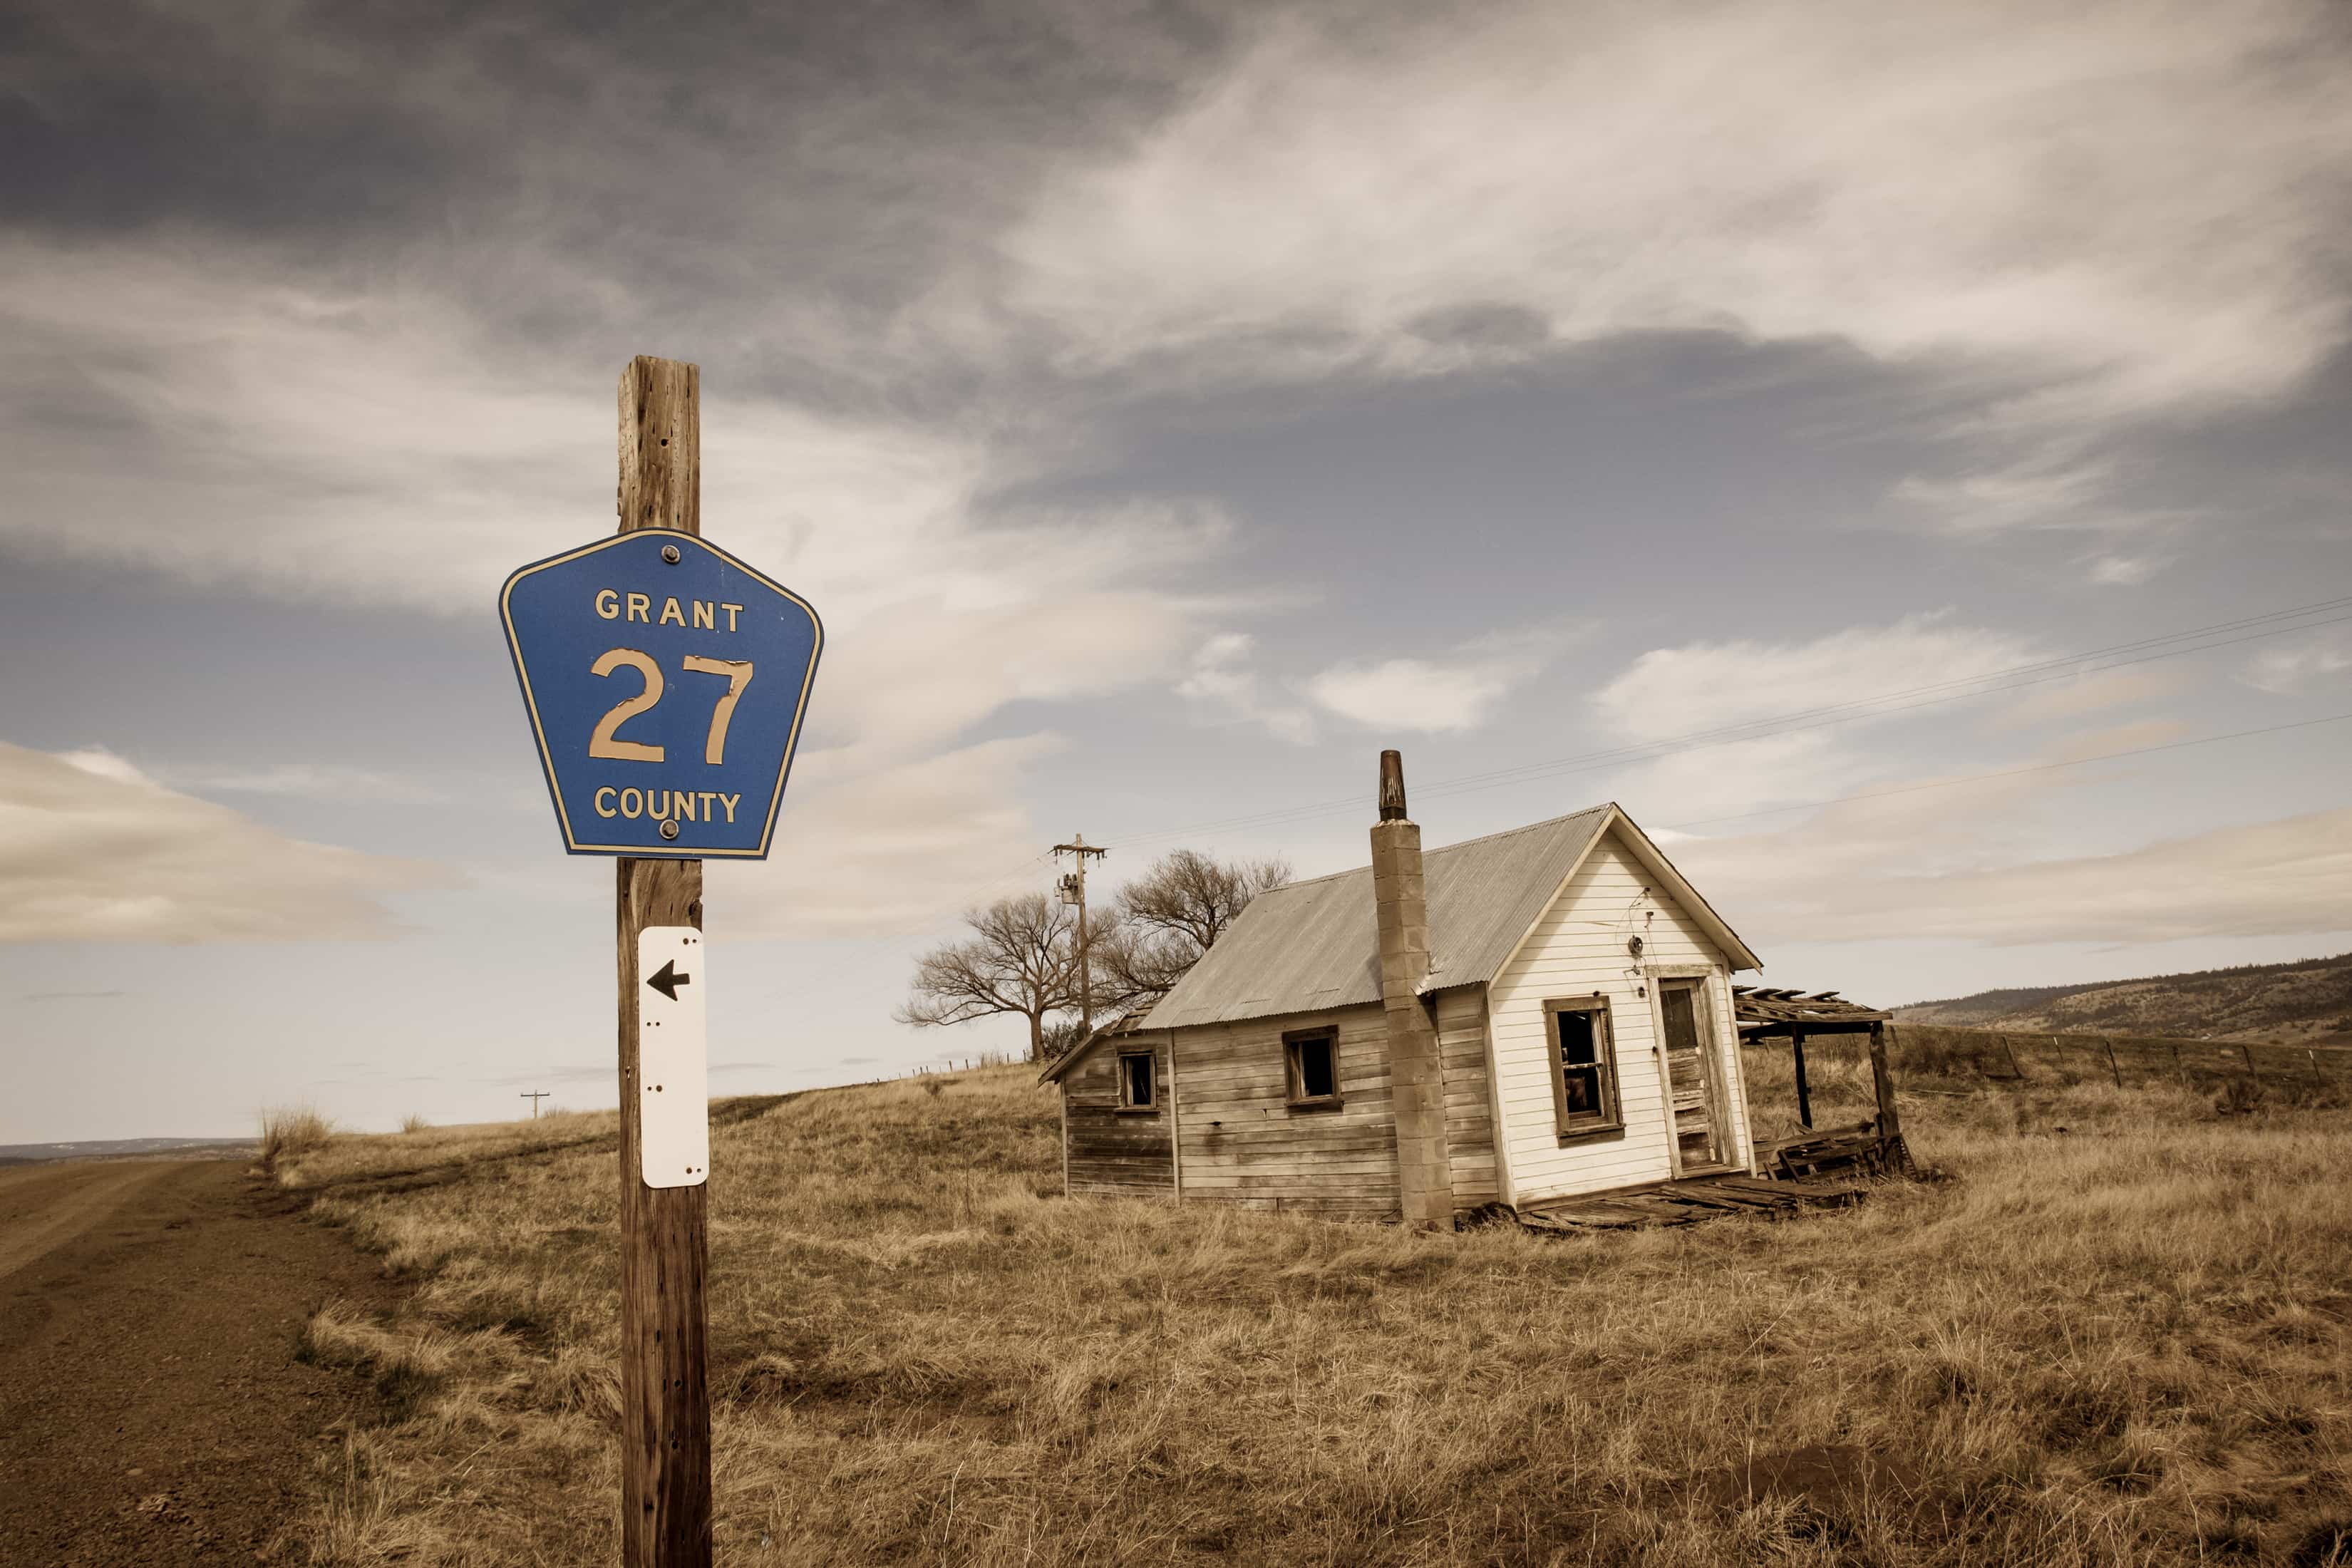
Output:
[{"xmin": 4, "ymin": 0, "xmax": 2349, "ymax": 1140}]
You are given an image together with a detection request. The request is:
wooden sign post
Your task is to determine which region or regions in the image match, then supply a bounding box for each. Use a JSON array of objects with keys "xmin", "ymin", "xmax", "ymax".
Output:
[
  {"xmin": 501, "ymin": 355, "xmax": 822, "ymax": 1568},
  {"xmin": 615, "ymin": 356, "xmax": 711, "ymax": 1567}
]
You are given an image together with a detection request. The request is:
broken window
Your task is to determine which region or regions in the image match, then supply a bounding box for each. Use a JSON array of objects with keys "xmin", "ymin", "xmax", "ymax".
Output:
[
  {"xmin": 1544, "ymin": 996, "xmax": 1622, "ymax": 1139},
  {"xmin": 1117, "ymin": 1050, "xmax": 1156, "ymax": 1111},
  {"xmin": 1283, "ymin": 1027, "xmax": 1342, "ymax": 1108}
]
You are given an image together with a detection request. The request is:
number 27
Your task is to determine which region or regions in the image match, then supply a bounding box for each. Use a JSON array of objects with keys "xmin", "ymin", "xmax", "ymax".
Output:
[{"xmin": 587, "ymin": 649, "xmax": 754, "ymax": 765}]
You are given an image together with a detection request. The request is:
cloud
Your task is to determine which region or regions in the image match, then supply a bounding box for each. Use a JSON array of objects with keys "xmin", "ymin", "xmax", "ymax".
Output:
[
  {"xmin": 1688, "ymin": 801, "xmax": 2352, "ymax": 949},
  {"xmin": 1594, "ymin": 615, "xmax": 2040, "ymax": 744},
  {"xmin": 160, "ymin": 763, "xmax": 453, "ymax": 805},
  {"xmin": 715, "ymin": 733, "xmax": 1067, "ymax": 939},
  {"xmin": 1177, "ymin": 633, "xmax": 1316, "ymax": 743},
  {"xmin": 1305, "ymin": 626, "xmax": 1572, "ymax": 734},
  {"xmin": 999, "ymin": 4, "xmax": 2351, "ymax": 406},
  {"xmin": 0, "ymin": 236, "xmax": 1246, "ymax": 939},
  {"xmin": 1587, "ymin": 615, "xmax": 2046, "ymax": 822},
  {"xmin": 0, "ymin": 743, "xmax": 453, "ymax": 942},
  {"xmin": 2243, "ymin": 629, "xmax": 2352, "ymax": 695},
  {"xmin": 1992, "ymin": 667, "xmax": 2179, "ymax": 729},
  {"xmin": 984, "ymin": 3, "xmax": 2352, "ymax": 552},
  {"xmin": 2088, "ymin": 554, "xmax": 2172, "ymax": 587}
]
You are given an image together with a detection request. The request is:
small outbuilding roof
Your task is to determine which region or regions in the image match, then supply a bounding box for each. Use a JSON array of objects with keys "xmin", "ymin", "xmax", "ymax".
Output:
[
  {"xmin": 1136, "ymin": 803, "xmax": 1759, "ymax": 1034},
  {"xmin": 1732, "ymin": 987, "xmax": 1891, "ymax": 1036}
]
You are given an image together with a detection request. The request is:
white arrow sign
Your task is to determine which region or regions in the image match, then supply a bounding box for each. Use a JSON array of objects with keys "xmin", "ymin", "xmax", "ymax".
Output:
[{"xmin": 636, "ymin": 925, "xmax": 708, "ymax": 1189}]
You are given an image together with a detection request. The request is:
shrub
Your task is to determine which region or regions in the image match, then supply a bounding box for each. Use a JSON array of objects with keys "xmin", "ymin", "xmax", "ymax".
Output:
[{"xmin": 259, "ymin": 1104, "xmax": 335, "ymax": 1166}]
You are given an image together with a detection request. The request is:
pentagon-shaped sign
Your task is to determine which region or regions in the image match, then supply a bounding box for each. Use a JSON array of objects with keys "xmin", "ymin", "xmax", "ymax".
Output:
[{"xmin": 500, "ymin": 531, "xmax": 822, "ymax": 857}]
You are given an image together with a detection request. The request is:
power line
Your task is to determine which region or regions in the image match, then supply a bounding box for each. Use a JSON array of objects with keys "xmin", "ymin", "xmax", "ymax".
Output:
[
  {"xmin": 1655, "ymin": 711, "xmax": 2352, "ymax": 832},
  {"xmin": 1102, "ymin": 594, "xmax": 2352, "ymax": 847},
  {"xmin": 894, "ymin": 592, "xmax": 2352, "ymax": 932}
]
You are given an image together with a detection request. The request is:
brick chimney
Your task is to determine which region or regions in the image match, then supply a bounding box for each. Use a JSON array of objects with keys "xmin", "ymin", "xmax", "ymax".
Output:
[{"xmin": 1371, "ymin": 749, "xmax": 1453, "ymax": 1228}]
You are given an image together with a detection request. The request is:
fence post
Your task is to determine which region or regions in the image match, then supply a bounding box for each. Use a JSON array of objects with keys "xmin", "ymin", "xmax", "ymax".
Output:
[
  {"xmin": 2101, "ymin": 1036, "xmax": 2122, "ymax": 1089},
  {"xmin": 2311, "ymin": 1050, "xmax": 2325, "ymax": 1089},
  {"xmin": 2242, "ymin": 1042, "xmax": 2258, "ymax": 1087},
  {"xmin": 2001, "ymin": 1033, "xmax": 2026, "ymax": 1081}
]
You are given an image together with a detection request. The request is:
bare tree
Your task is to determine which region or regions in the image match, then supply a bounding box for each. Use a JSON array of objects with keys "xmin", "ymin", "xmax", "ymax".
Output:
[
  {"xmin": 895, "ymin": 893, "xmax": 1086, "ymax": 1063},
  {"xmin": 1099, "ymin": 849, "xmax": 1293, "ymax": 1009},
  {"xmin": 899, "ymin": 855, "xmax": 1289, "ymax": 1062}
]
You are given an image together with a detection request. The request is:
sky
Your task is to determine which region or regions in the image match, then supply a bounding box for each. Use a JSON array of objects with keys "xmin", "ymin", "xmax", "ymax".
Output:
[{"xmin": 3, "ymin": 0, "xmax": 2349, "ymax": 1141}]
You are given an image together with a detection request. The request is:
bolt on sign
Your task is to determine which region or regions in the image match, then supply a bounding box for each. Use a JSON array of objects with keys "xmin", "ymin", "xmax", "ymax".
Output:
[{"xmin": 500, "ymin": 532, "xmax": 822, "ymax": 856}]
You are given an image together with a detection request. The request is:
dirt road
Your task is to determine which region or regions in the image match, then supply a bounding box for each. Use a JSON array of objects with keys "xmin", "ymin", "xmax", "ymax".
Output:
[{"xmin": 0, "ymin": 1158, "xmax": 399, "ymax": 1565}]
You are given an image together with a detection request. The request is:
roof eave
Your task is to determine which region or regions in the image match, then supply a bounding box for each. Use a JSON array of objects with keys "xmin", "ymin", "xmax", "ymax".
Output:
[{"xmin": 1606, "ymin": 805, "xmax": 1764, "ymax": 971}]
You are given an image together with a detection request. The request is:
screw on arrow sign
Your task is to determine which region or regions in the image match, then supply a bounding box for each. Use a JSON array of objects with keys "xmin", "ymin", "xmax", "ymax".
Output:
[{"xmin": 646, "ymin": 959, "xmax": 692, "ymax": 1001}]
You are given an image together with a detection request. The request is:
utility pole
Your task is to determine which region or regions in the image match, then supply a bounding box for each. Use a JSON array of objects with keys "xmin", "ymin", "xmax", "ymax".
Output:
[
  {"xmin": 1053, "ymin": 833, "xmax": 1109, "ymax": 1039},
  {"xmin": 520, "ymin": 1090, "xmax": 551, "ymax": 1119}
]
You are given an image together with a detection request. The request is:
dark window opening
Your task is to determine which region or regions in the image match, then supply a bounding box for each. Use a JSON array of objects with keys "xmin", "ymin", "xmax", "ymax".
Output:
[
  {"xmin": 1284, "ymin": 1028, "xmax": 1342, "ymax": 1108},
  {"xmin": 1117, "ymin": 1051, "xmax": 1156, "ymax": 1111},
  {"xmin": 1545, "ymin": 997, "xmax": 1622, "ymax": 1139}
]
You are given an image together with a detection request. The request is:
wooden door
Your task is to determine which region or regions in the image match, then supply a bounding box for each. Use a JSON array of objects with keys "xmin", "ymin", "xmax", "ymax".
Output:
[{"xmin": 1658, "ymin": 980, "xmax": 1723, "ymax": 1170}]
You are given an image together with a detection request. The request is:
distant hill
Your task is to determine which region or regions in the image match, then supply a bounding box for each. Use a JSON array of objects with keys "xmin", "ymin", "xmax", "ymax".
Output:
[
  {"xmin": 1896, "ymin": 951, "xmax": 2352, "ymax": 1046},
  {"xmin": 0, "ymin": 1135, "xmax": 257, "ymax": 1167}
]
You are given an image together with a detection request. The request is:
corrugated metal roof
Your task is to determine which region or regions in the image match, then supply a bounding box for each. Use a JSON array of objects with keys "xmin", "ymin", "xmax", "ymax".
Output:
[{"xmin": 1143, "ymin": 806, "xmax": 1614, "ymax": 1031}]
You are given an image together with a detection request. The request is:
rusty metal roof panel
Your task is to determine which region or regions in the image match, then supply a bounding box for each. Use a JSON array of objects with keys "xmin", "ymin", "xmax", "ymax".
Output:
[{"xmin": 1143, "ymin": 806, "xmax": 1614, "ymax": 1031}]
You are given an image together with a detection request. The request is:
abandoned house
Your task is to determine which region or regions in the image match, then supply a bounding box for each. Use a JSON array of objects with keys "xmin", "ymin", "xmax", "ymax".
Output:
[{"xmin": 1043, "ymin": 750, "xmax": 1822, "ymax": 1224}]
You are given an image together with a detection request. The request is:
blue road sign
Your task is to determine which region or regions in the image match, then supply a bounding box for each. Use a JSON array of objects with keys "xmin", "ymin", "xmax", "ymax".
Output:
[{"xmin": 500, "ymin": 531, "xmax": 822, "ymax": 857}]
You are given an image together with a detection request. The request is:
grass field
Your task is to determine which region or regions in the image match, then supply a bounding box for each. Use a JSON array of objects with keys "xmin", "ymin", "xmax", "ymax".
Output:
[{"xmin": 273, "ymin": 1047, "xmax": 2351, "ymax": 1566}]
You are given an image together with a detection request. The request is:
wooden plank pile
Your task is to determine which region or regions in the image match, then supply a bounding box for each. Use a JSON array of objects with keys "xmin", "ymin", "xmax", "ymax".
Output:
[
  {"xmin": 1762, "ymin": 1126, "xmax": 1916, "ymax": 1180},
  {"xmin": 1515, "ymin": 1173, "xmax": 1868, "ymax": 1233}
]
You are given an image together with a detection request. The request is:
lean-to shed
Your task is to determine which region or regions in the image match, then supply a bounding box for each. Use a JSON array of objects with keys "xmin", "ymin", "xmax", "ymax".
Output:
[{"xmin": 1042, "ymin": 751, "xmax": 1766, "ymax": 1223}]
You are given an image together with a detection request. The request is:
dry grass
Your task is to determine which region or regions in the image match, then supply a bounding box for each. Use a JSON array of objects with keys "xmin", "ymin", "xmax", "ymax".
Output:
[
  {"xmin": 258, "ymin": 1105, "xmax": 336, "ymax": 1169},
  {"xmin": 280, "ymin": 1057, "xmax": 2352, "ymax": 1566},
  {"xmin": 274, "ymin": 1108, "xmax": 621, "ymax": 1191},
  {"xmin": 399, "ymin": 1114, "xmax": 431, "ymax": 1135}
]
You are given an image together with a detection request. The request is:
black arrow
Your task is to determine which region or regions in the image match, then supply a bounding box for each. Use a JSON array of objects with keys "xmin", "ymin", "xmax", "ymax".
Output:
[{"xmin": 646, "ymin": 959, "xmax": 691, "ymax": 1002}]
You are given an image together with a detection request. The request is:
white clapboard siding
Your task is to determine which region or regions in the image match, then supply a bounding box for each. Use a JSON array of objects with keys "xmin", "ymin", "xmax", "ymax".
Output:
[{"xmin": 1488, "ymin": 830, "xmax": 1749, "ymax": 1205}]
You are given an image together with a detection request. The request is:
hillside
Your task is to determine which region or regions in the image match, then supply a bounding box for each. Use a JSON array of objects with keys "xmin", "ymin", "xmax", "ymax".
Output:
[
  {"xmin": 1897, "ymin": 951, "xmax": 2352, "ymax": 1045},
  {"xmin": 257, "ymin": 1062, "xmax": 2352, "ymax": 1565}
]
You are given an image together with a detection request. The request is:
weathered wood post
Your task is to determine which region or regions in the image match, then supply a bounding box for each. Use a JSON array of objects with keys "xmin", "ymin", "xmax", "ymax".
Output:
[
  {"xmin": 615, "ymin": 356, "xmax": 711, "ymax": 1568},
  {"xmin": 1867, "ymin": 1021, "xmax": 1902, "ymax": 1146},
  {"xmin": 1790, "ymin": 1030, "xmax": 1813, "ymax": 1130},
  {"xmin": 2101, "ymin": 1036, "xmax": 2123, "ymax": 1090},
  {"xmin": 2242, "ymin": 1041, "xmax": 2259, "ymax": 1090}
]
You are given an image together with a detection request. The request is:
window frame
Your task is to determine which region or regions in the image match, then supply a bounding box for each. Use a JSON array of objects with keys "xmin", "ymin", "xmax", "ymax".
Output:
[
  {"xmin": 1282, "ymin": 1026, "xmax": 1344, "ymax": 1111},
  {"xmin": 1543, "ymin": 994, "xmax": 1624, "ymax": 1142},
  {"xmin": 1114, "ymin": 1048, "xmax": 1159, "ymax": 1114}
]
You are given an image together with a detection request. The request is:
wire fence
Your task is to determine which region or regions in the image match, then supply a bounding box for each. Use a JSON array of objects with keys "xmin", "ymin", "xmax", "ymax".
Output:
[
  {"xmin": 1876, "ymin": 1023, "xmax": 2352, "ymax": 1091},
  {"xmin": 873, "ymin": 1051, "xmax": 1028, "ymax": 1082}
]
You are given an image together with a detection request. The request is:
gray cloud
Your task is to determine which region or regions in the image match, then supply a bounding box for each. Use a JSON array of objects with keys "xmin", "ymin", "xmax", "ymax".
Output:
[{"xmin": 0, "ymin": 744, "xmax": 455, "ymax": 942}]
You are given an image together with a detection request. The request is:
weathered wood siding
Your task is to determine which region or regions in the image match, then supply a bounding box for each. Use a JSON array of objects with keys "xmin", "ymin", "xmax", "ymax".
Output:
[
  {"xmin": 1168, "ymin": 1004, "xmax": 1400, "ymax": 1219},
  {"xmin": 1435, "ymin": 986, "xmax": 1499, "ymax": 1207},
  {"xmin": 1488, "ymin": 830, "xmax": 1750, "ymax": 1206},
  {"xmin": 1061, "ymin": 1041, "xmax": 1175, "ymax": 1200}
]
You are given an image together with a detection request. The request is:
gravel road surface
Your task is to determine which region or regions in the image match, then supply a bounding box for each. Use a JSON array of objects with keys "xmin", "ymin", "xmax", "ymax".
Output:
[{"xmin": 0, "ymin": 1158, "xmax": 398, "ymax": 1564}]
